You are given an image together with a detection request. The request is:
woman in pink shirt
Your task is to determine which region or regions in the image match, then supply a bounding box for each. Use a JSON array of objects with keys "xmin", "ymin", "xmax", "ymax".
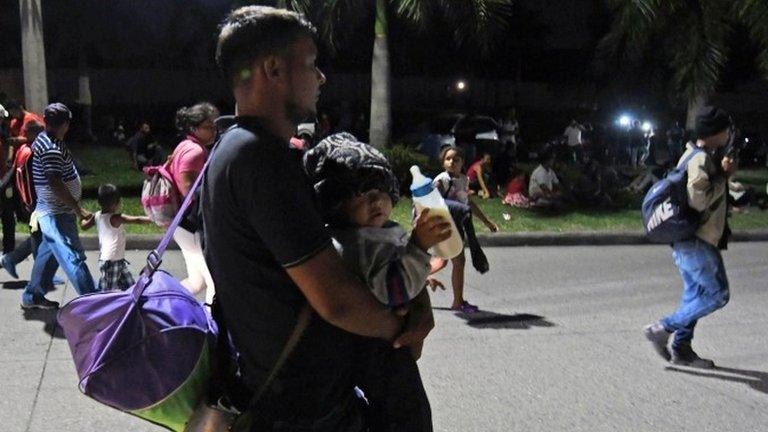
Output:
[{"xmin": 168, "ymin": 102, "xmax": 218, "ymax": 303}]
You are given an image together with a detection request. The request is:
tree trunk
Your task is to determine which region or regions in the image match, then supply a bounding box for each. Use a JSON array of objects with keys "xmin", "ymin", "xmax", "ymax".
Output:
[
  {"xmin": 19, "ymin": 0, "xmax": 48, "ymax": 114},
  {"xmin": 369, "ymin": 0, "xmax": 391, "ymax": 149},
  {"xmin": 686, "ymin": 94, "xmax": 706, "ymax": 131},
  {"xmin": 78, "ymin": 46, "xmax": 96, "ymax": 142}
]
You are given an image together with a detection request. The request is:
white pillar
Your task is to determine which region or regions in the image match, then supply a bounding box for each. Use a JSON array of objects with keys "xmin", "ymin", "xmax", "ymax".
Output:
[{"xmin": 19, "ymin": 0, "xmax": 48, "ymax": 114}]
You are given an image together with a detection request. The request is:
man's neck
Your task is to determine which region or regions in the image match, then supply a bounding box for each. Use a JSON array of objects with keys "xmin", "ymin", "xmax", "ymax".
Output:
[
  {"xmin": 47, "ymin": 130, "xmax": 65, "ymax": 141},
  {"xmin": 235, "ymin": 103, "xmax": 295, "ymax": 142}
]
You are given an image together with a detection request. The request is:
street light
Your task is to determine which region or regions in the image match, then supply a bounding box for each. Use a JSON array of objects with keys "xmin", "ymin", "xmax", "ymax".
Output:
[
  {"xmin": 455, "ymin": 80, "xmax": 467, "ymax": 92},
  {"xmin": 642, "ymin": 121, "xmax": 653, "ymax": 132},
  {"xmin": 618, "ymin": 115, "xmax": 632, "ymax": 127}
]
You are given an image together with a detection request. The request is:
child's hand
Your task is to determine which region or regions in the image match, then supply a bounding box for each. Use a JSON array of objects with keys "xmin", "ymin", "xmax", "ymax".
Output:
[
  {"xmin": 412, "ymin": 208, "xmax": 452, "ymax": 251},
  {"xmin": 80, "ymin": 213, "xmax": 95, "ymax": 230},
  {"xmin": 426, "ymin": 277, "xmax": 445, "ymax": 292},
  {"xmin": 486, "ymin": 220, "xmax": 499, "ymax": 232}
]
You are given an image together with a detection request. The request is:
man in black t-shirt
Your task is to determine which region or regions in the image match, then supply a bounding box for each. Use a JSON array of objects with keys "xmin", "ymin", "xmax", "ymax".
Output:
[{"xmin": 204, "ymin": 7, "xmax": 442, "ymax": 431}]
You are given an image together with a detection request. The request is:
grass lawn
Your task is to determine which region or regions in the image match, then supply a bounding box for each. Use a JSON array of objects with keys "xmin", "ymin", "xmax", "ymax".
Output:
[{"xmin": 15, "ymin": 144, "xmax": 768, "ymax": 235}]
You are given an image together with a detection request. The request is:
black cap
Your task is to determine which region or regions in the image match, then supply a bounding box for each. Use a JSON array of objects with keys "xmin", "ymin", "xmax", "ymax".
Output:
[
  {"xmin": 43, "ymin": 103, "xmax": 72, "ymax": 127},
  {"xmin": 694, "ymin": 106, "xmax": 731, "ymax": 139}
]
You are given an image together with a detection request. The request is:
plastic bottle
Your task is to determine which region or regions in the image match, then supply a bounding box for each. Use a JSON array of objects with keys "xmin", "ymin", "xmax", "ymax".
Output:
[{"xmin": 409, "ymin": 165, "xmax": 463, "ymax": 259}]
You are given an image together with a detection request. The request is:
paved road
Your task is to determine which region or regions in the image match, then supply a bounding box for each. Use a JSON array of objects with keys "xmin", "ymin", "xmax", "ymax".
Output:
[{"xmin": 1, "ymin": 243, "xmax": 766, "ymax": 431}]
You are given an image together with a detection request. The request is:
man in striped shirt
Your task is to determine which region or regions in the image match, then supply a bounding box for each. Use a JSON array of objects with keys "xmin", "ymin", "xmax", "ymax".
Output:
[{"xmin": 21, "ymin": 103, "xmax": 95, "ymax": 309}]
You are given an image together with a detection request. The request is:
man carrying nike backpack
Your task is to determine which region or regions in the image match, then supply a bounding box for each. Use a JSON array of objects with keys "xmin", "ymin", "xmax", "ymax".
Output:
[{"xmin": 643, "ymin": 106, "xmax": 736, "ymax": 369}]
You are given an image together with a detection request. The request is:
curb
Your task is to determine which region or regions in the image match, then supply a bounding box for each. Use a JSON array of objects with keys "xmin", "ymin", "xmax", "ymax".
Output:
[
  {"xmin": 12, "ymin": 230, "xmax": 768, "ymax": 251},
  {"xmin": 475, "ymin": 229, "xmax": 768, "ymax": 247}
]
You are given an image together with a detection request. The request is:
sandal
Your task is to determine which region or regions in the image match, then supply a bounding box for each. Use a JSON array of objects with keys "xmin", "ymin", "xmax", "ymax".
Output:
[{"xmin": 451, "ymin": 301, "xmax": 479, "ymax": 314}]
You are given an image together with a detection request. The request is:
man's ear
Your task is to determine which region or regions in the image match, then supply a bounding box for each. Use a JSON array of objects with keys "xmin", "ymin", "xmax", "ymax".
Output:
[{"xmin": 262, "ymin": 55, "xmax": 286, "ymax": 82}]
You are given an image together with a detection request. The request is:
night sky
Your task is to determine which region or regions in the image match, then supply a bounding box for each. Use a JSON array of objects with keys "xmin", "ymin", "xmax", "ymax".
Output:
[{"xmin": 0, "ymin": 0, "xmax": 603, "ymax": 79}]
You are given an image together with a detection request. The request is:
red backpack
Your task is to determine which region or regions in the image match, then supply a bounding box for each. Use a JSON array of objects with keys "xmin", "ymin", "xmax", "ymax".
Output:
[{"xmin": 14, "ymin": 143, "xmax": 37, "ymax": 213}]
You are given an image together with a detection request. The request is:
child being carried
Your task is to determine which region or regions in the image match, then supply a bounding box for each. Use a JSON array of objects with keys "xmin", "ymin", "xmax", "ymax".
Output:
[{"xmin": 303, "ymin": 132, "xmax": 451, "ymax": 432}]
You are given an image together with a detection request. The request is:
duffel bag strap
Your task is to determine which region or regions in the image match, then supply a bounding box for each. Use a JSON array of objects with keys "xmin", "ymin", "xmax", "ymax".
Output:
[{"xmin": 228, "ymin": 305, "xmax": 312, "ymax": 431}]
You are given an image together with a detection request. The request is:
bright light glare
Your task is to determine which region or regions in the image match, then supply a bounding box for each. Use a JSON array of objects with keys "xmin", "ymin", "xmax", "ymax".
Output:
[
  {"xmin": 456, "ymin": 80, "xmax": 467, "ymax": 91},
  {"xmin": 745, "ymin": 138, "xmax": 750, "ymax": 143},
  {"xmin": 642, "ymin": 121, "xmax": 652, "ymax": 132},
  {"xmin": 618, "ymin": 115, "xmax": 631, "ymax": 127}
]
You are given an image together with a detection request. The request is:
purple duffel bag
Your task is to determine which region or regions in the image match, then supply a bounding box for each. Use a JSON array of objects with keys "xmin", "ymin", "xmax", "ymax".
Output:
[{"xmin": 58, "ymin": 146, "xmax": 216, "ymax": 431}]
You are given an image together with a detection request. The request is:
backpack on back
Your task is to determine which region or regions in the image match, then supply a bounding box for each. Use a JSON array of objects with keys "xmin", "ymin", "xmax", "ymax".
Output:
[
  {"xmin": 641, "ymin": 148, "xmax": 703, "ymax": 243},
  {"xmin": 14, "ymin": 143, "xmax": 36, "ymax": 213},
  {"xmin": 141, "ymin": 163, "xmax": 180, "ymax": 227}
]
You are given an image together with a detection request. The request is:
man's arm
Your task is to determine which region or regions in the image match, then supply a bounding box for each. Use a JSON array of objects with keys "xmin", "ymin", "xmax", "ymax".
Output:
[
  {"xmin": 285, "ymin": 246, "xmax": 403, "ymax": 341},
  {"xmin": 47, "ymin": 174, "xmax": 90, "ymax": 219}
]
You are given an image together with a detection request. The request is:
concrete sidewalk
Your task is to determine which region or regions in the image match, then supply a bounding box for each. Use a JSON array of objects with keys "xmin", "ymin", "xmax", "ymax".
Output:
[
  {"xmin": 9, "ymin": 229, "xmax": 768, "ymax": 251},
  {"xmin": 2, "ymin": 244, "xmax": 767, "ymax": 431}
]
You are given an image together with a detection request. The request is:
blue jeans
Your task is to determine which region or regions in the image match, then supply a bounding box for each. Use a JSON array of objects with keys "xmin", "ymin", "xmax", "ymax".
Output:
[
  {"xmin": 22, "ymin": 213, "xmax": 95, "ymax": 303},
  {"xmin": 5, "ymin": 236, "xmax": 33, "ymax": 265},
  {"xmin": 661, "ymin": 238, "xmax": 730, "ymax": 348}
]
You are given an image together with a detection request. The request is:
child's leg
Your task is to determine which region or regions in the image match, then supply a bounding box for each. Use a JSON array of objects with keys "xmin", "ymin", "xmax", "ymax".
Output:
[
  {"xmin": 463, "ymin": 216, "xmax": 488, "ymax": 274},
  {"xmin": 450, "ymin": 252, "xmax": 466, "ymax": 308}
]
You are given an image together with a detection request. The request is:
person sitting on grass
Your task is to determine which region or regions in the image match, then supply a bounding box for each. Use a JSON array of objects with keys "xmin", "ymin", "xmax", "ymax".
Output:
[
  {"xmin": 529, "ymin": 151, "xmax": 565, "ymax": 208},
  {"xmin": 624, "ymin": 159, "xmax": 673, "ymax": 194},
  {"xmin": 501, "ymin": 165, "xmax": 533, "ymax": 209},
  {"xmin": 81, "ymin": 184, "xmax": 151, "ymax": 291},
  {"xmin": 467, "ymin": 152, "xmax": 495, "ymax": 198},
  {"xmin": 304, "ymin": 132, "xmax": 450, "ymax": 431},
  {"xmin": 571, "ymin": 156, "xmax": 614, "ymax": 207}
]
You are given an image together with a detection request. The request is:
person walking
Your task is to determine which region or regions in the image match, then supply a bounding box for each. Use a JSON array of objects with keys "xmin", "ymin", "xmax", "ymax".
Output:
[
  {"xmin": 666, "ymin": 121, "xmax": 685, "ymax": 163},
  {"xmin": 1, "ymin": 119, "xmax": 46, "ymax": 279},
  {"xmin": 643, "ymin": 106, "xmax": 736, "ymax": 369},
  {"xmin": 80, "ymin": 183, "xmax": 152, "ymax": 291},
  {"xmin": 202, "ymin": 6, "xmax": 438, "ymax": 430},
  {"xmin": 21, "ymin": 103, "xmax": 95, "ymax": 309},
  {"xmin": 168, "ymin": 102, "xmax": 219, "ymax": 304}
]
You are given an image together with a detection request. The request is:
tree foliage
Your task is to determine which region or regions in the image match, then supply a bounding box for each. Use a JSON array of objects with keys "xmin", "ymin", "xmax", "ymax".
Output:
[{"xmin": 598, "ymin": 0, "xmax": 768, "ymax": 105}]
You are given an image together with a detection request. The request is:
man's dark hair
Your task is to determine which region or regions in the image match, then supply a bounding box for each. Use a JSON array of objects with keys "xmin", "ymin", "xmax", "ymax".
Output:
[
  {"xmin": 97, "ymin": 183, "xmax": 121, "ymax": 210},
  {"xmin": 216, "ymin": 6, "xmax": 317, "ymax": 85}
]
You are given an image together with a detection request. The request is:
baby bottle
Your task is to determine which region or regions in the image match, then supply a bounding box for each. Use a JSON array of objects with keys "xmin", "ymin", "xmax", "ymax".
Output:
[{"xmin": 409, "ymin": 165, "xmax": 463, "ymax": 259}]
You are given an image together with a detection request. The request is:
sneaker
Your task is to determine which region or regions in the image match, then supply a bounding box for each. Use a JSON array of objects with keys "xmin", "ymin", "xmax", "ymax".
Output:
[
  {"xmin": 671, "ymin": 343, "xmax": 715, "ymax": 369},
  {"xmin": 20, "ymin": 295, "xmax": 60, "ymax": 310},
  {"xmin": 429, "ymin": 257, "xmax": 448, "ymax": 274},
  {"xmin": 1, "ymin": 254, "xmax": 19, "ymax": 279},
  {"xmin": 451, "ymin": 301, "xmax": 479, "ymax": 314},
  {"xmin": 643, "ymin": 321, "xmax": 671, "ymax": 361}
]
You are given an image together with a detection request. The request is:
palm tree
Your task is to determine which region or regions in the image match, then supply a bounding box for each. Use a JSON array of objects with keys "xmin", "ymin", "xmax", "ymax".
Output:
[
  {"xmin": 598, "ymin": 0, "xmax": 768, "ymax": 128},
  {"xmin": 286, "ymin": 0, "xmax": 513, "ymax": 148},
  {"xmin": 18, "ymin": 0, "xmax": 48, "ymax": 114}
]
